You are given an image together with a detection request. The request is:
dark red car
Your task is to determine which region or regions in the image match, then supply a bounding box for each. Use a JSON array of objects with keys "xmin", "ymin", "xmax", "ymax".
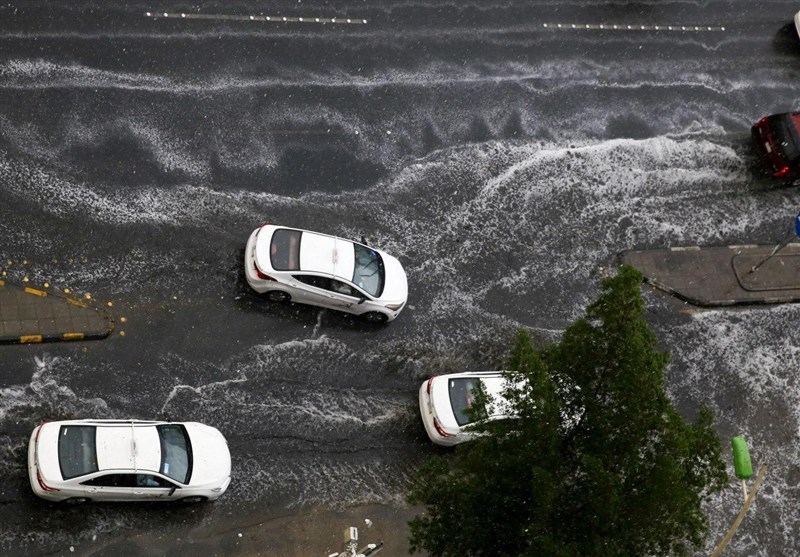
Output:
[{"xmin": 752, "ymin": 112, "xmax": 800, "ymax": 180}]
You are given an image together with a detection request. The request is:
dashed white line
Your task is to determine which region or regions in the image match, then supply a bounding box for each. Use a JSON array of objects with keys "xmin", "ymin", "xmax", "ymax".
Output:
[
  {"xmin": 543, "ymin": 22, "xmax": 725, "ymax": 32},
  {"xmin": 145, "ymin": 11, "xmax": 368, "ymax": 25}
]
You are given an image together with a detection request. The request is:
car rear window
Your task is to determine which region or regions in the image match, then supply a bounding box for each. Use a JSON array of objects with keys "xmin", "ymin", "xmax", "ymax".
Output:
[
  {"xmin": 448, "ymin": 378, "xmax": 488, "ymax": 427},
  {"xmin": 270, "ymin": 229, "xmax": 302, "ymax": 271},
  {"xmin": 157, "ymin": 424, "xmax": 192, "ymax": 484},
  {"xmin": 58, "ymin": 425, "xmax": 99, "ymax": 480}
]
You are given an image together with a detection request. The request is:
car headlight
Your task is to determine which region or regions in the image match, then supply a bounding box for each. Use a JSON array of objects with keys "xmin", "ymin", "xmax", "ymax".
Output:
[{"xmin": 385, "ymin": 302, "xmax": 405, "ymax": 311}]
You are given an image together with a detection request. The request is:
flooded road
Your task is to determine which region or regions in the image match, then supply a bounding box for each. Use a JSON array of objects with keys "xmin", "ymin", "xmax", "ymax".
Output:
[{"xmin": 2, "ymin": 1, "xmax": 800, "ymax": 555}]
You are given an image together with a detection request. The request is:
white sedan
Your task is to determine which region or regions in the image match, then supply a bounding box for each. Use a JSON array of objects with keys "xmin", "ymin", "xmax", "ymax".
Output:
[
  {"xmin": 244, "ymin": 224, "xmax": 408, "ymax": 323},
  {"xmin": 418, "ymin": 371, "xmax": 512, "ymax": 446},
  {"xmin": 28, "ymin": 419, "xmax": 231, "ymax": 504}
]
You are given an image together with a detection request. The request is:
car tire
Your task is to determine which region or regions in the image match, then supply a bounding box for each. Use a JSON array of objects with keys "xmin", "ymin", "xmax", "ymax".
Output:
[
  {"xmin": 180, "ymin": 496, "xmax": 208, "ymax": 504},
  {"xmin": 63, "ymin": 497, "xmax": 90, "ymax": 505},
  {"xmin": 265, "ymin": 290, "xmax": 291, "ymax": 303},
  {"xmin": 362, "ymin": 311, "xmax": 389, "ymax": 324}
]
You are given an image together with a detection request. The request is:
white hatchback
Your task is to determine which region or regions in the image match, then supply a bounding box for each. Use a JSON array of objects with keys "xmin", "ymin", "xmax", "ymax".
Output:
[
  {"xmin": 418, "ymin": 371, "xmax": 512, "ymax": 446},
  {"xmin": 28, "ymin": 419, "xmax": 231, "ymax": 504},
  {"xmin": 244, "ymin": 224, "xmax": 408, "ymax": 323}
]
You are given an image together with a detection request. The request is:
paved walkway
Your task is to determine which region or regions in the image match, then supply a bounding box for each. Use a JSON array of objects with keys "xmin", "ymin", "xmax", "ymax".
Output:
[
  {"xmin": 0, "ymin": 280, "xmax": 113, "ymax": 343},
  {"xmin": 621, "ymin": 243, "xmax": 800, "ymax": 306}
]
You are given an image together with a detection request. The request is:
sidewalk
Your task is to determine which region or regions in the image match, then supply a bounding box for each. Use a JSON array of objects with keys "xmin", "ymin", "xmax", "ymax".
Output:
[
  {"xmin": 0, "ymin": 280, "xmax": 113, "ymax": 343},
  {"xmin": 621, "ymin": 243, "xmax": 800, "ymax": 306}
]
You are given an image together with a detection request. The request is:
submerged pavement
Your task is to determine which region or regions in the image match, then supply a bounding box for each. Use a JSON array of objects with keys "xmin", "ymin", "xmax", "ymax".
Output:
[
  {"xmin": 0, "ymin": 280, "xmax": 113, "ymax": 343},
  {"xmin": 621, "ymin": 243, "xmax": 800, "ymax": 306}
]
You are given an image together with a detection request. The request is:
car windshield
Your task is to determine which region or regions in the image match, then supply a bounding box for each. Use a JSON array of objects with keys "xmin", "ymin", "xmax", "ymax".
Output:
[
  {"xmin": 448, "ymin": 378, "xmax": 489, "ymax": 427},
  {"xmin": 352, "ymin": 244, "xmax": 385, "ymax": 297},
  {"xmin": 58, "ymin": 425, "xmax": 98, "ymax": 479},
  {"xmin": 774, "ymin": 114, "xmax": 800, "ymax": 163},
  {"xmin": 157, "ymin": 425, "xmax": 192, "ymax": 484},
  {"xmin": 270, "ymin": 228, "xmax": 302, "ymax": 271}
]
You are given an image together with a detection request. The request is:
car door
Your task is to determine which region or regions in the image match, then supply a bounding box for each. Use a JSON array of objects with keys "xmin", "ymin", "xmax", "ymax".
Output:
[
  {"xmin": 133, "ymin": 474, "xmax": 179, "ymax": 500},
  {"xmin": 81, "ymin": 473, "xmax": 136, "ymax": 501},
  {"xmin": 291, "ymin": 274, "xmax": 339, "ymax": 309},
  {"xmin": 321, "ymin": 278, "xmax": 362, "ymax": 311}
]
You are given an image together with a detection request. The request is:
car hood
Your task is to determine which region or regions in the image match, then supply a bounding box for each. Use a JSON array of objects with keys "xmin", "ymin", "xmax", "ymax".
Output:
[
  {"xmin": 377, "ymin": 252, "xmax": 408, "ymax": 303},
  {"xmin": 184, "ymin": 423, "xmax": 231, "ymax": 487}
]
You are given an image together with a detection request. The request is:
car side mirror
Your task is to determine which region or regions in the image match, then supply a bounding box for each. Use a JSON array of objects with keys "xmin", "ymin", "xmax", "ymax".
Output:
[
  {"xmin": 361, "ymin": 236, "xmax": 369, "ymax": 246},
  {"xmin": 168, "ymin": 486, "xmax": 178, "ymax": 496},
  {"xmin": 357, "ymin": 297, "xmax": 367, "ymax": 305}
]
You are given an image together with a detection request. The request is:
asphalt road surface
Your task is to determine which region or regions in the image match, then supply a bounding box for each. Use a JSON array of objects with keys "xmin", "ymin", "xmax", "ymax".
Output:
[{"xmin": 2, "ymin": 1, "xmax": 800, "ymax": 555}]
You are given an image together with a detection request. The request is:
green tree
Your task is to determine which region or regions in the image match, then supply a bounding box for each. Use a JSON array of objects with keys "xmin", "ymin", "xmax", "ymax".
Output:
[{"xmin": 408, "ymin": 265, "xmax": 727, "ymax": 557}]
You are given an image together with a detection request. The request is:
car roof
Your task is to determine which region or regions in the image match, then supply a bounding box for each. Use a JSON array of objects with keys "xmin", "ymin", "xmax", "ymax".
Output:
[
  {"xmin": 298, "ymin": 231, "xmax": 356, "ymax": 280},
  {"xmin": 96, "ymin": 423, "xmax": 162, "ymax": 473},
  {"xmin": 54, "ymin": 421, "xmax": 166, "ymax": 474}
]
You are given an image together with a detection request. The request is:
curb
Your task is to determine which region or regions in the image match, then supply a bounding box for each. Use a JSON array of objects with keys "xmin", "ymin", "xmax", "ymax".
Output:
[
  {"xmin": 644, "ymin": 277, "xmax": 743, "ymax": 308},
  {"xmin": 1, "ymin": 330, "xmax": 112, "ymax": 345}
]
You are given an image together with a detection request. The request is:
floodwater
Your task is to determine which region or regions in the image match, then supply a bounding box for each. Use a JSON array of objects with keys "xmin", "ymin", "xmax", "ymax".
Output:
[{"xmin": 1, "ymin": 1, "xmax": 800, "ymax": 555}]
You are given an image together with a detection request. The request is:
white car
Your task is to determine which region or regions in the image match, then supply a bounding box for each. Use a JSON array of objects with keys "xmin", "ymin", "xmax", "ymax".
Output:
[
  {"xmin": 28, "ymin": 419, "xmax": 231, "ymax": 504},
  {"xmin": 244, "ymin": 224, "xmax": 408, "ymax": 323},
  {"xmin": 419, "ymin": 371, "xmax": 512, "ymax": 446}
]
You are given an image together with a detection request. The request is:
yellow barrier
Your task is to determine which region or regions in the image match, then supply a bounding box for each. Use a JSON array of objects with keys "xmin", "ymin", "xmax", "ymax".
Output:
[
  {"xmin": 19, "ymin": 335, "xmax": 43, "ymax": 343},
  {"xmin": 24, "ymin": 287, "xmax": 47, "ymax": 297}
]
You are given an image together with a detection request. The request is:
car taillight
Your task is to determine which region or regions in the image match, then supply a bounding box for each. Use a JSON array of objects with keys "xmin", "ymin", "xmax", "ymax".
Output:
[
  {"xmin": 33, "ymin": 423, "xmax": 58, "ymax": 491},
  {"xmin": 774, "ymin": 165, "xmax": 791, "ymax": 178},
  {"xmin": 433, "ymin": 418, "xmax": 451, "ymax": 438},
  {"xmin": 426, "ymin": 377, "xmax": 434, "ymax": 395},
  {"xmin": 36, "ymin": 469, "xmax": 59, "ymax": 492},
  {"xmin": 253, "ymin": 262, "xmax": 276, "ymax": 281}
]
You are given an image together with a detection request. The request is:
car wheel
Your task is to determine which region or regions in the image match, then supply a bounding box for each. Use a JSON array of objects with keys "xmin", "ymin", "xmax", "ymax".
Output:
[
  {"xmin": 265, "ymin": 290, "xmax": 290, "ymax": 303},
  {"xmin": 180, "ymin": 496, "xmax": 208, "ymax": 504},
  {"xmin": 362, "ymin": 311, "xmax": 389, "ymax": 324},
  {"xmin": 63, "ymin": 497, "xmax": 90, "ymax": 505}
]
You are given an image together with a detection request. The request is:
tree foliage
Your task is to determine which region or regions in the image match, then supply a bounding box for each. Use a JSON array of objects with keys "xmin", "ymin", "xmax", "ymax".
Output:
[{"xmin": 408, "ymin": 265, "xmax": 727, "ymax": 557}]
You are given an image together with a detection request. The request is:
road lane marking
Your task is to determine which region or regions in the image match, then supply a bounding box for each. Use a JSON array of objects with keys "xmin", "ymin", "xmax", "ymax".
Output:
[
  {"xmin": 146, "ymin": 11, "xmax": 368, "ymax": 25},
  {"xmin": 543, "ymin": 23, "xmax": 725, "ymax": 32}
]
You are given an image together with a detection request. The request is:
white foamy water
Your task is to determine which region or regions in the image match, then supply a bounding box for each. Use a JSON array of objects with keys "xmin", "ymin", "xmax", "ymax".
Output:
[
  {"xmin": 2, "ymin": 133, "xmax": 799, "ymax": 555},
  {"xmin": 0, "ymin": 355, "xmax": 110, "ymax": 423},
  {"xmin": 3, "ymin": 2, "xmax": 799, "ymax": 552},
  {"xmin": 0, "ymin": 134, "xmax": 782, "ymax": 318},
  {"xmin": 0, "ymin": 57, "xmax": 791, "ymax": 97},
  {"xmin": 658, "ymin": 304, "xmax": 800, "ymax": 555}
]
